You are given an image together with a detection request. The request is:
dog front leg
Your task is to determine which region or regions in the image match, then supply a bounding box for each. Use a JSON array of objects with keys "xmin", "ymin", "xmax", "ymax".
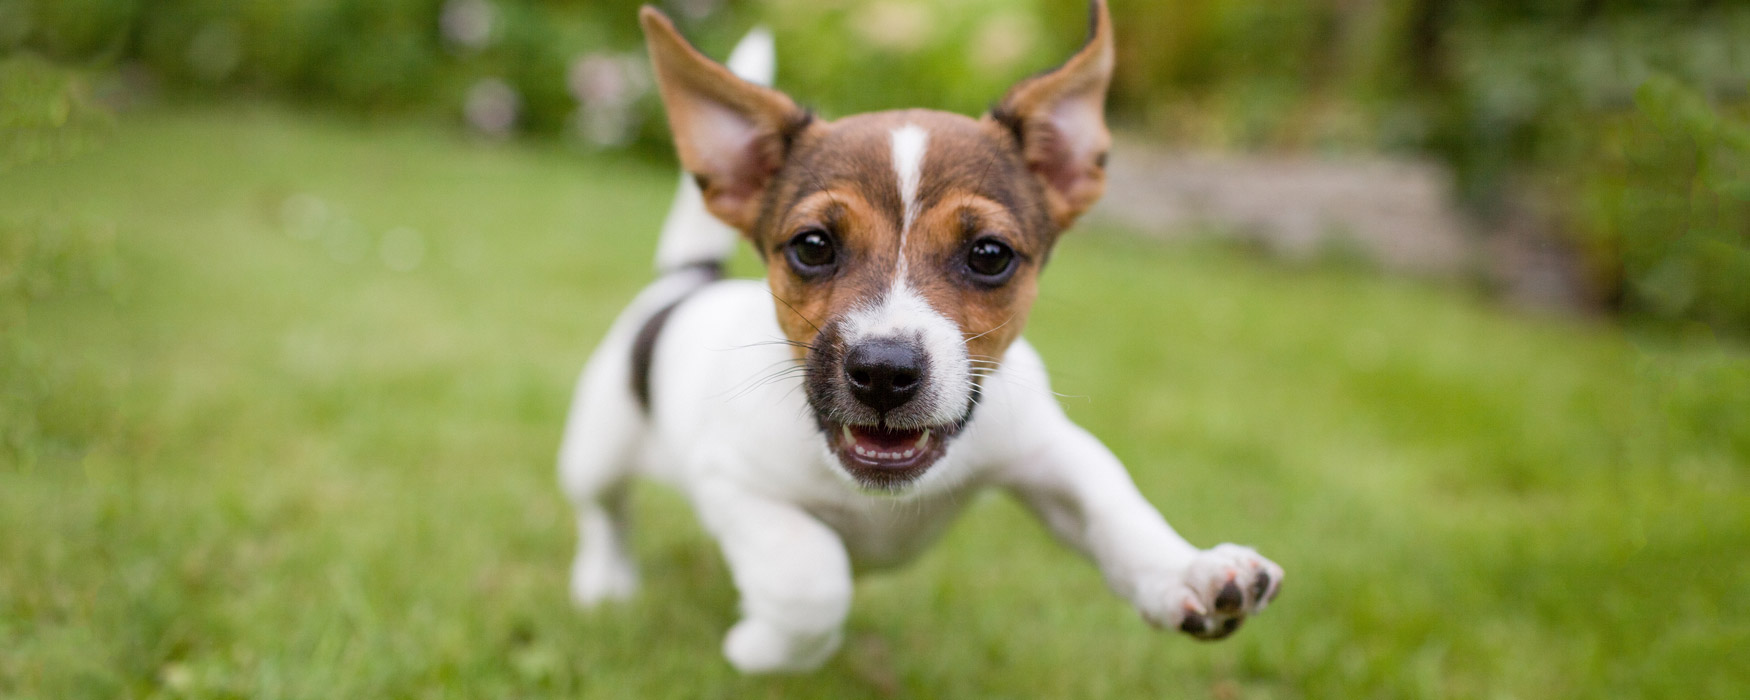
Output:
[
  {"xmin": 1002, "ymin": 420, "xmax": 1284, "ymax": 640},
  {"xmin": 693, "ymin": 477, "xmax": 851, "ymax": 673}
]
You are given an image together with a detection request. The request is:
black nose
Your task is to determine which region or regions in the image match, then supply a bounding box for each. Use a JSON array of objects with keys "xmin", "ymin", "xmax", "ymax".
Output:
[{"xmin": 844, "ymin": 339, "xmax": 925, "ymax": 413}]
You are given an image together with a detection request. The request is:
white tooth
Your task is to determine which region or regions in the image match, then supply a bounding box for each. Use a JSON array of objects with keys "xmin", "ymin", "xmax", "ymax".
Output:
[
  {"xmin": 855, "ymin": 446, "xmax": 869, "ymax": 456},
  {"xmin": 916, "ymin": 429, "xmax": 931, "ymax": 449},
  {"xmin": 903, "ymin": 449, "xmax": 915, "ymax": 459}
]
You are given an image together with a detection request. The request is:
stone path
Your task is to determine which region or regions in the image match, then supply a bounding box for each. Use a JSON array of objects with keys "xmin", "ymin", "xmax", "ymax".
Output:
[{"xmin": 1090, "ymin": 139, "xmax": 1592, "ymax": 310}]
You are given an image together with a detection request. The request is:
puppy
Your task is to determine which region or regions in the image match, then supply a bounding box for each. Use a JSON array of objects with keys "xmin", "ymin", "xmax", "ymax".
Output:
[{"xmin": 559, "ymin": 0, "xmax": 1283, "ymax": 673}]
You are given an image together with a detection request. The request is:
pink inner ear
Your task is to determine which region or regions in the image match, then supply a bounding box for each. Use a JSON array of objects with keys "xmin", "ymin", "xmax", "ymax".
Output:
[
  {"xmin": 1045, "ymin": 97, "xmax": 1105, "ymax": 187},
  {"xmin": 693, "ymin": 101, "xmax": 761, "ymax": 182},
  {"xmin": 1029, "ymin": 97, "xmax": 1104, "ymax": 197},
  {"xmin": 688, "ymin": 101, "xmax": 779, "ymax": 219}
]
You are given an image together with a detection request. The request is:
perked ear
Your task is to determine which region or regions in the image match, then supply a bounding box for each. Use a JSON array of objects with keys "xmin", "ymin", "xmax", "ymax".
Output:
[
  {"xmin": 990, "ymin": 0, "xmax": 1115, "ymax": 231},
  {"xmin": 640, "ymin": 7, "xmax": 805, "ymax": 231}
]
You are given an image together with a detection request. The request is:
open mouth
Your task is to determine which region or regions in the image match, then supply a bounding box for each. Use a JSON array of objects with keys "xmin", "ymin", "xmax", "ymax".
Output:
[{"xmin": 826, "ymin": 421, "xmax": 956, "ymax": 487}]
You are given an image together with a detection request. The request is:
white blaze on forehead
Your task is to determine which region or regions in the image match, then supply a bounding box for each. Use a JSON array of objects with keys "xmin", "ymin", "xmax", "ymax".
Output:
[
  {"xmin": 843, "ymin": 124, "xmax": 966, "ymax": 429},
  {"xmin": 889, "ymin": 124, "xmax": 929, "ymax": 275}
]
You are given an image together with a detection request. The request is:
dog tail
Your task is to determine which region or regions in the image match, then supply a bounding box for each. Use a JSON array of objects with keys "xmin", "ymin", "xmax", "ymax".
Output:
[{"xmin": 652, "ymin": 27, "xmax": 775, "ymax": 275}]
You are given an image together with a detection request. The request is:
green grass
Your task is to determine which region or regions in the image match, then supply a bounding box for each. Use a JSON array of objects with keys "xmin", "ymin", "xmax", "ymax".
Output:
[{"xmin": 2, "ymin": 104, "xmax": 1747, "ymax": 699}]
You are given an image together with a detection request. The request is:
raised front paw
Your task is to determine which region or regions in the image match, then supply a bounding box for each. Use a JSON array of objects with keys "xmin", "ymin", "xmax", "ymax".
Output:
[{"xmin": 1152, "ymin": 543, "xmax": 1283, "ymax": 641}]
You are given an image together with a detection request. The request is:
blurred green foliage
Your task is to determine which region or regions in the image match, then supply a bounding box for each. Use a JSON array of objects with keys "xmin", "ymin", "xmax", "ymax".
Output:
[
  {"xmin": 0, "ymin": 54, "xmax": 111, "ymax": 169},
  {"xmin": 0, "ymin": 213, "xmax": 121, "ymax": 468},
  {"xmin": 1581, "ymin": 77, "xmax": 1750, "ymax": 332},
  {"xmin": 0, "ymin": 0, "xmax": 1746, "ymax": 331},
  {"xmin": 0, "ymin": 55, "xmax": 119, "ymax": 466}
]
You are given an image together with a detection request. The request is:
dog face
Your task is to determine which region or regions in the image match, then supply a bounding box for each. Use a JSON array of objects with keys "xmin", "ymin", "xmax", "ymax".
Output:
[{"xmin": 641, "ymin": 1, "xmax": 1114, "ymax": 490}]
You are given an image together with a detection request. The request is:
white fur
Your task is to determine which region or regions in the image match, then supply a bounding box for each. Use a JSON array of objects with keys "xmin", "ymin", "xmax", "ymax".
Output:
[
  {"xmin": 889, "ymin": 124, "xmax": 928, "ymax": 276},
  {"xmin": 653, "ymin": 172, "xmax": 736, "ymax": 272},
  {"xmin": 837, "ymin": 280, "xmax": 972, "ymax": 430},
  {"xmin": 558, "ymin": 280, "xmax": 1283, "ymax": 673},
  {"xmin": 724, "ymin": 27, "xmax": 774, "ymax": 87}
]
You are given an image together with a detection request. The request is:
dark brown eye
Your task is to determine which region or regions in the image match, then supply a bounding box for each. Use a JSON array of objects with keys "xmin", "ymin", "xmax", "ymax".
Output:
[
  {"xmin": 787, "ymin": 229, "xmax": 836, "ymax": 275},
  {"xmin": 966, "ymin": 238, "xmax": 1016, "ymax": 283}
]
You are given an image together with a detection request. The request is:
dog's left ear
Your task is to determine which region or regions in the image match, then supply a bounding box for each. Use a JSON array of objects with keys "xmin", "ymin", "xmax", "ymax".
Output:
[
  {"xmin": 641, "ymin": 6, "xmax": 807, "ymax": 232},
  {"xmin": 989, "ymin": 0, "xmax": 1115, "ymax": 231}
]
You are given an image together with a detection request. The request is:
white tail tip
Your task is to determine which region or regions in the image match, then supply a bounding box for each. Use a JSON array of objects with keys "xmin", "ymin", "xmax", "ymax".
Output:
[{"xmin": 726, "ymin": 27, "xmax": 775, "ymax": 87}]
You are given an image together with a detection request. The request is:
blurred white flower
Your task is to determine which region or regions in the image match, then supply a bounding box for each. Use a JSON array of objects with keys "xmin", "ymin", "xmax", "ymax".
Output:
[
  {"xmin": 570, "ymin": 54, "xmax": 625, "ymax": 106},
  {"xmin": 159, "ymin": 663, "xmax": 194, "ymax": 693},
  {"xmin": 568, "ymin": 53, "xmax": 649, "ymax": 149},
  {"xmin": 852, "ymin": 1, "xmax": 931, "ymax": 53},
  {"xmin": 441, "ymin": 0, "xmax": 496, "ymax": 51},
  {"xmin": 465, "ymin": 78, "xmax": 520, "ymax": 138},
  {"xmin": 568, "ymin": 53, "xmax": 648, "ymax": 107},
  {"xmin": 968, "ymin": 13, "xmax": 1037, "ymax": 75},
  {"xmin": 379, "ymin": 227, "xmax": 426, "ymax": 272},
  {"xmin": 571, "ymin": 105, "xmax": 638, "ymax": 149}
]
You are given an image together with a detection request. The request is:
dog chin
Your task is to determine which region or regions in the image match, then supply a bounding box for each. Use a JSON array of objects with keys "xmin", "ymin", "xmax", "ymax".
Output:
[{"xmin": 822, "ymin": 420, "xmax": 960, "ymax": 491}]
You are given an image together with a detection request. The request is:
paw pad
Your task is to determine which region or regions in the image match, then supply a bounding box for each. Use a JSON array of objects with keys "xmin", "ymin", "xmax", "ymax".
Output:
[{"xmin": 1169, "ymin": 545, "xmax": 1282, "ymax": 642}]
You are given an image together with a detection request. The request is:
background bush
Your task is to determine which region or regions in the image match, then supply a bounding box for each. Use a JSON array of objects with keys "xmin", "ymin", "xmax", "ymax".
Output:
[{"xmin": 1, "ymin": 0, "xmax": 1746, "ymax": 334}]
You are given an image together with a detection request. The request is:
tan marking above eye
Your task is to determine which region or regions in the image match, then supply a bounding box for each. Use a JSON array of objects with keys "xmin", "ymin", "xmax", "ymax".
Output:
[
  {"xmin": 904, "ymin": 193, "xmax": 1029, "ymax": 261},
  {"xmin": 778, "ymin": 190, "xmax": 855, "ymax": 234},
  {"xmin": 773, "ymin": 189, "xmax": 888, "ymax": 254}
]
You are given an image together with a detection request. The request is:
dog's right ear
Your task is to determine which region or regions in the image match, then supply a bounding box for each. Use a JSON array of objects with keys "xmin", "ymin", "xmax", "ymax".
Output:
[
  {"xmin": 641, "ymin": 7, "xmax": 806, "ymax": 232},
  {"xmin": 990, "ymin": 0, "xmax": 1115, "ymax": 232}
]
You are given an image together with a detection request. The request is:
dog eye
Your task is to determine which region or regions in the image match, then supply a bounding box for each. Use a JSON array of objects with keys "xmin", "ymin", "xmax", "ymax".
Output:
[
  {"xmin": 965, "ymin": 238, "xmax": 1017, "ymax": 283},
  {"xmin": 786, "ymin": 229, "xmax": 837, "ymax": 275}
]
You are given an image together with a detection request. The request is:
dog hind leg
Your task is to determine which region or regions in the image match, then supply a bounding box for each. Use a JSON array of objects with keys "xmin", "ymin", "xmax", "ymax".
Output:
[
  {"xmin": 559, "ymin": 23, "xmax": 771, "ymax": 611},
  {"xmin": 559, "ymin": 352, "xmax": 645, "ymax": 607}
]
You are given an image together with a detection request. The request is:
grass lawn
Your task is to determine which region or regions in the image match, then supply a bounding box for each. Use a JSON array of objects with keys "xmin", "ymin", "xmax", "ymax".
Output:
[{"xmin": 3, "ymin": 104, "xmax": 1747, "ymax": 698}]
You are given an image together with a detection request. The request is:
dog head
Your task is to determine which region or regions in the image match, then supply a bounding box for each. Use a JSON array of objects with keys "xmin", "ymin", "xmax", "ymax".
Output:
[{"xmin": 641, "ymin": 1, "xmax": 1114, "ymax": 490}]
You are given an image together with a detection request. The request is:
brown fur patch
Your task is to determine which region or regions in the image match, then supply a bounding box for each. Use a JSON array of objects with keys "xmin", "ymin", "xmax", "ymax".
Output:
[{"xmin": 758, "ymin": 110, "xmax": 1056, "ymax": 363}]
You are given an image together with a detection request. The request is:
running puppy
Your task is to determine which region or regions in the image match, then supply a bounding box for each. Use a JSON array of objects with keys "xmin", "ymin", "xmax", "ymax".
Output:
[{"xmin": 559, "ymin": 0, "xmax": 1283, "ymax": 673}]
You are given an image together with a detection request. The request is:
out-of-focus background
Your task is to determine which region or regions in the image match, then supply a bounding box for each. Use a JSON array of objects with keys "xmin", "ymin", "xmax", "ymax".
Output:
[{"xmin": 2, "ymin": 0, "xmax": 1746, "ymax": 697}]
